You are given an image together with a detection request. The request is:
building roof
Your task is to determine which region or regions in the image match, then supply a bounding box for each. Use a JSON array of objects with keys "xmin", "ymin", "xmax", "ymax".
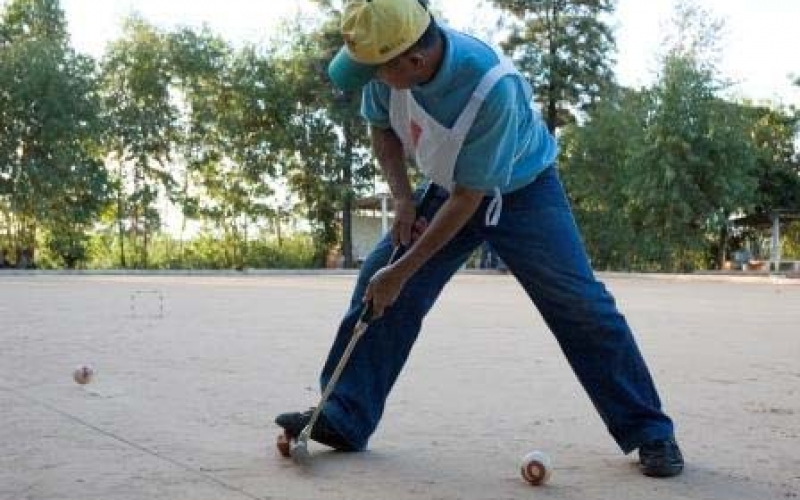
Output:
[
  {"xmin": 355, "ymin": 194, "xmax": 393, "ymax": 211},
  {"xmin": 731, "ymin": 209, "xmax": 800, "ymax": 229}
]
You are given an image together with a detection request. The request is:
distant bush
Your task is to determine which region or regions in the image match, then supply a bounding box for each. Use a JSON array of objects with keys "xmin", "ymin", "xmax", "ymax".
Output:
[
  {"xmin": 80, "ymin": 231, "xmax": 317, "ymax": 270},
  {"xmin": 784, "ymin": 222, "xmax": 800, "ymax": 259}
]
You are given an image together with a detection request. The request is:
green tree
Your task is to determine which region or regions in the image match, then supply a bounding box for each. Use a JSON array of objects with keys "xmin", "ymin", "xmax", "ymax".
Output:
[
  {"xmin": 629, "ymin": 58, "xmax": 757, "ymax": 271},
  {"xmin": 563, "ymin": 1, "xmax": 763, "ymax": 272},
  {"xmin": 560, "ymin": 86, "xmax": 651, "ymax": 270},
  {"xmin": 746, "ymin": 105, "xmax": 800, "ymax": 216},
  {"xmin": 0, "ymin": 0, "xmax": 110, "ymax": 268},
  {"xmin": 168, "ymin": 27, "xmax": 312, "ymax": 269},
  {"xmin": 625, "ymin": 2, "xmax": 758, "ymax": 271},
  {"xmin": 172, "ymin": 25, "xmax": 315, "ymax": 268},
  {"xmin": 99, "ymin": 17, "xmax": 178, "ymax": 268},
  {"xmin": 279, "ymin": 4, "xmax": 374, "ymax": 267},
  {"xmin": 162, "ymin": 26, "xmax": 228, "ymax": 260},
  {"xmin": 660, "ymin": 0, "xmax": 724, "ymax": 74},
  {"xmin": 209, "ymin": 44, "xmax": 288, "ymax": 267},
  {"xmin": 489, "ymin": 0, "xmax": 617, "ymax": 131},
  {"xmin": 0, "ymin": 0, "xmax": 67, "ymax": 41}
]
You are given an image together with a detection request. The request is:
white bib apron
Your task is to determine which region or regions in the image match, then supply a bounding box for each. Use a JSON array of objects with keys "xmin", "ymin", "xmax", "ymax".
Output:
[{"xmin": 388, "ymin": 57, "xmax": 518, "ymax": 226}]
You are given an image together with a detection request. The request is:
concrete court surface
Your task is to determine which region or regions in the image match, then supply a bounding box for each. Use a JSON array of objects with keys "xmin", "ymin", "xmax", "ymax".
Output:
[{"xmin": 0, "ymin": 272, "xmax": 798, "ymax": 500}]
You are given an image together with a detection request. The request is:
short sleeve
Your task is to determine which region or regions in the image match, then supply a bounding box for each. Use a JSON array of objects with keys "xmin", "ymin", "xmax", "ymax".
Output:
[
  {"xmin": 360, "ymin": 81, "xmax": 393, "ymax": 130},
  {"xmin": 453, "ymin": 77, "xmax": 523, "ymax": 191}
]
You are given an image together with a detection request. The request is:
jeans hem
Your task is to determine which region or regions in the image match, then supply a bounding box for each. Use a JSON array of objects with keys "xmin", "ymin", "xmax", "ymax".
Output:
[
  {"xmin": 322, "ymin": 402, "xmax": 369, "ymax": 451},
  {"xmin": 617, "ymin": 426, "xmax": 675, "ymax": 454}
]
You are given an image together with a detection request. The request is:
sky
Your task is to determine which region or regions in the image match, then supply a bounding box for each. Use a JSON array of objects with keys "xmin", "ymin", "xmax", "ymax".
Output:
[{"xmin": 2, "ymin": 0, "xmax": 799, "ymax": 106}]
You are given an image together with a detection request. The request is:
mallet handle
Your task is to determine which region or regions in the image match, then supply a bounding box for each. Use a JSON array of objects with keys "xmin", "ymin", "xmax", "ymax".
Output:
[
  {"xmin": 359, "ymin": 183, "xmax": 439, "ymax": 323},
  {"xmin": 299, "ymin": 183, "xmax": 440, "ymax": 444}
]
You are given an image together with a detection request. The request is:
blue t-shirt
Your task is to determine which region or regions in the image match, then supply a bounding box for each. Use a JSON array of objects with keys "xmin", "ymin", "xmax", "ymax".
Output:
[{"xmin": 361, "ymin": 26, "xmax": 559, "ymax": 194}]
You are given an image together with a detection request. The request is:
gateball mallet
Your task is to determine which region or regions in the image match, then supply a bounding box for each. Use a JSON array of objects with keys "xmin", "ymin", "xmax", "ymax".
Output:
[{"xmin": 287, "ymin": 184, "xmax": 438, "ymax": 463}]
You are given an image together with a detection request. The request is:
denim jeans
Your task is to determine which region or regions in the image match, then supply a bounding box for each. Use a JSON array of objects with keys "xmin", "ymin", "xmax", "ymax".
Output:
[{"xmin": 320, "ymin": 166, "xmax": 675, "ymax": 454}]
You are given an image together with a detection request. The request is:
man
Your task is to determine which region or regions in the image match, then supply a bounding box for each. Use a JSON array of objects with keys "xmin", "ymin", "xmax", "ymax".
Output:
[{"xmin": 277, "ymin": 0, "xmax": 684, "ymax": 478}]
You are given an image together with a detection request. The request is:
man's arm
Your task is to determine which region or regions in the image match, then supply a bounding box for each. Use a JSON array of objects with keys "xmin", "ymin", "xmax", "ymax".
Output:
[
  {"xmin": 366, "ymin": 124, "xmax": 485, "ymax": 316},
  {"xmin": 366, "ymin": 125, "xmax": 485, "ymax": 317},
  {"xmin": 393, "ymin": 183, "xmax": 483, "ymax": 272},
  {"xmin": 365, "ymin": 184, "xmax": 483, "ymax": 317},
  {"xmin": 370, "ymin": 125, "xmax": 484, "ymax": 276},
  {"xmin": 371, "ymin": 126, "xmax": 417, "ymax": 247}
]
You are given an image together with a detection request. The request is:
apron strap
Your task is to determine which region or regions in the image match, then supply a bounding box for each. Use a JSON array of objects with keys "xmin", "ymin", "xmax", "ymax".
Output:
[
  {"xmin": 485, "ymin": 187, "xmax": 503, "ymax": 227},
  {"xmin": 452, "ymin": 58, "xmax": 517, "ymax": 139},
  {"xmin": 458, "ymin": 56, "xmax": 517, "ymax": 227}
]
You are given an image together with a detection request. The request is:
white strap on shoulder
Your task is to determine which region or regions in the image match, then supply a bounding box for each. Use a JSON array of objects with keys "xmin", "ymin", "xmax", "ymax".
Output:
[
  {"xmin": 485, "ymin": 187, "xmax": 503, "ymax": 227},
  {"xmin": 452, "ymin": 58, "xmax": 517, "ymax": 138},
  {"xmin": 473, "ymin": 58, "xmax": 516, "ymax": 99}
]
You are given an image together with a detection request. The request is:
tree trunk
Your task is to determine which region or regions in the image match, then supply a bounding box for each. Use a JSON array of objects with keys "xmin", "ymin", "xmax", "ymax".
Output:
[
  {"xmin": 275, "ymin": 212, "xmax": 283, "ymax": 247},
  {"xmin": 546, "ymin": 5, "xmax": 559, "ymax": 133},
  {"xmin": 143, "ymin": 226, "xmax": 149, "ymax": 269},
  {"xmin": 341, "ymin": 115, "xmax": 355, "ymax": 268},
  {"xmin": 717, "ymin": 221, "xmax": 728, "ymax": 270},
  {"xmin": 117, "ymin": 161, "xmax": 127, "ymax": 268}
]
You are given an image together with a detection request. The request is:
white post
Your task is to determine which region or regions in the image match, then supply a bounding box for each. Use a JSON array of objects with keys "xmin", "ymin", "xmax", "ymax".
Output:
[{"xmin": 380, "ymin": 194, "xmax": 389, "ymax": 235}]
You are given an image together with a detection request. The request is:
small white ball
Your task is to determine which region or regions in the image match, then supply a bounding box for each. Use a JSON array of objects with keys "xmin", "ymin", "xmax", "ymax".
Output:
[
  {"xmin": 73, "ymin": 365, "xmax": 94, "ymax": 385},
  {"xmin": 520, "ymin": 450, "xmax": 552, "ymax": 486}
]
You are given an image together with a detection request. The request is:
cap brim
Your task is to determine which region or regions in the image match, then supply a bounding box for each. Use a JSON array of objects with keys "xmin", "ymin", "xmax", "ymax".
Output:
[{"xmin": 328, "ymin": 46, "xmax": 379, "ymax": 90}]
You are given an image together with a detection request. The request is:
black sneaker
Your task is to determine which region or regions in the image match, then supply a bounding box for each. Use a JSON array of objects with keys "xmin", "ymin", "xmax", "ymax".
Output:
[
  {"xmin": 275, "ymin": 408, "xmax": 358, "ymax": 452},
  {"xmin": 638, "ymin": 438, "xmax": 684, "ymax": 477}
]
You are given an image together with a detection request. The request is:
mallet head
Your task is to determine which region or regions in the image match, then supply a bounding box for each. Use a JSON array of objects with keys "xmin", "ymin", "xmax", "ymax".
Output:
[{"xmin": 290, "ymin": 440, "xmax": 310, "ymax": 463}]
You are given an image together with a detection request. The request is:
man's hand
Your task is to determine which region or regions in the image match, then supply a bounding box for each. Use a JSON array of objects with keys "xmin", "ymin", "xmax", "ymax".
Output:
[
  {"xmin": 365, "ymin": 185, "xmax": 483, "ymax": 319},
  {"xmin": 363, "ymin": 264, "xmax": 408, "ymax": 318},
  {"xmin": 392, "ymin": 199, "xmax": 430, "ymax": 248},
  {"xmin": 391, "ymin": 197, "xmax": 417, "ymax": 247},
  {"xmin": 366, "ymin": 213, "xmax": 428, "ymax": 319},
  {"xmin": 411, "ymin": 216, "xmax": 429, "ymax": 242}
]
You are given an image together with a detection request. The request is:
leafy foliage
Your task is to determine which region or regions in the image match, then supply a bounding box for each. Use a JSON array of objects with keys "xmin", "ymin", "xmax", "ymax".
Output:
[
  {"xmin": 167, "ymin": 30, "xmax": 284, "ymax": 269},
  {"xmin": 746, "ymin": 105, "xmax": 800, "ymax": 215},
  {"xmin": 0, "ymin": 0, "xmax": 110, "ymax": 268},
  {"xmin": 560, "ymin": 86, "xmax": 650, "ymax": 269},
  {"xmin": 489, "ymin": 0, "xmax": 617, "ymax": 131},
  {"xmin": 561, "ymin": 2, "xmax": 797, "ymax": 272},
  {"xmin": 98, "ymin": 17, "xmax": 179, "ymax": 268},
  {"xmin": 1, "ymin": 0, "xmax": 796, "ymax": 271},
  {"xmin": 80, "ymin": 231, "xmax": 317, "ymax": 270},
  {"xmin": 276, "ymin": 4, "xmax": 374, "ymax": 267}
]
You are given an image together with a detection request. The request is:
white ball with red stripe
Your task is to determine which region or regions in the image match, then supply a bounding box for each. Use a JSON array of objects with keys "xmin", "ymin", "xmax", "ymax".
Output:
[{"xmin": 520, "ymin": 450, "xmax": 552, "ymax": 486}]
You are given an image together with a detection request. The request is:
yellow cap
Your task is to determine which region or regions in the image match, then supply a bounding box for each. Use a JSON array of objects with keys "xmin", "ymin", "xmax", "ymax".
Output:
[{"xmin": 328, "ymin": 0, "xmax": 431, "ymax": 90}]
